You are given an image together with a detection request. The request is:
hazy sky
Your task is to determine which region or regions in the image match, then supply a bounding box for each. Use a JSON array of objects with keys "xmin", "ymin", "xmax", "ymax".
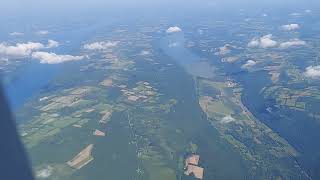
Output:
[
  {"xmin": 0, "ymin": 0, "xmax": 319, "ymax": 22},
  {"xmin": 2, "ymin": 0, "xmax": 319, "ymax": 12}
]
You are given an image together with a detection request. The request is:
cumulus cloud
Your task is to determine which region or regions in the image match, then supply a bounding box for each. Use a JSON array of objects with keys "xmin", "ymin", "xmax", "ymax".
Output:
[
  {"xmin": 168, "ymin": 42, "xmax": 180, "ymax": 47},
  {"xmin": 305, "ymin": 9, "xmax": 312, "ymax": 13},
  {"xmin": 166, "ymin": 26, "xmax": 182, "ymax": 33},
  {"xmin": 0, "ymin": 42, "xmax": 45, "ymax": 57},
  {"xmin": 9, "ymin": 32, "xmax": 24, "ymax": 36},
  {"xmin": 36, "ymin": 166, "xmax": 53, "ymax": 179},
  {"xmin": 248, "ymin": 34, "xmax": 277, "ymax": 48},
  {"xmin": 47, "ymin": 40, "xmax": 59, "ymax": 48},
  {"xmin": 221, "ymin": 115, "xmax": 235, "ymax": 124},
  {"xmin": 0, "ymin": 40, "xmax": 80, "ymax": 64},
  {"xmin": 36, "ymin": 30, "xmax": 50, "ymax": 35},
  {"xmin": 281, "ymin": 24, "xmax": 300, "ymax": 31},
  {"xmin": 0, "ymin": 40, "xmax": 60, "ymax": 58},
  {"xmin": 32, "ymin": 51, "xmax": 84, "ymax": 64},
  {"xmin": 258, "ymin": 35, "xmax": 278, "ymax": 48},
  {"xmin": 241, "ymin": 60, "xmax": 257, "ymax": 69},
  {"xmin": 304, "ymin": 65, "xmax": 320, "ymax": 79},
  {"xmin": 247, "ymin": 39, "xmax": 259, "ymax": 48},
  {"xmin": 279, "ymin": 39, "xmax": 306, "ymax": 48},
  {"xmin": 215, "ymin": 44, "xmax": 232, "ymax": 55},
  {"xmin": 83, "ymin": 41, "xmax": 118, "ymax": 50},
  {"xmin": 140, "ymin": 50, "xmax": 150, "ymax": 56},
  {"xmin": 290, "ymin": 12, "xmax": 301, "ymax": 16}
]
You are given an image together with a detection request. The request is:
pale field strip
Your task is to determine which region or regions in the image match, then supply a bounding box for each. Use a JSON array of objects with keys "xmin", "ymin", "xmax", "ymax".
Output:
[
  {"xmin": 40, "ymin": 87, "xmax": 92, "ymax": 112},
  {"xmin": 99, "ymin": 111, "xmax": 112, "ymax": 124},
  {"xmin": 67, "ymin": 144, "xmax": 94, "ymax": 169},
  {"xmin": 93, "ymin": 129, "xmax": 105, "ymax": 136}
]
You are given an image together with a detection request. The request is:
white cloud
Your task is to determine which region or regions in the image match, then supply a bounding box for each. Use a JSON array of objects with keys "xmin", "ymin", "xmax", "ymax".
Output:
[
  {"xmin": 281, "ymin": 24, "xmax": 300, "ymax": 31},
  {"xmin": 290, "ymin": 12, "xmax": 301, "ymax": 16},
  {"xmin": 248, "ymin": 34, "xmax": 277, "ymax": 48},
  {"xmin": 0, "ymin": 40, "xmax": 60, "ymax": 58},
  {"xmin": 260, "ymin": 34, "xmax": 278, "ymax": 48},
  {"xmin": 215, "ymin": 44, "xmax": 232, "ymax": 55},
  {"xmin": 47, "ymin": 40, "xmax": 59, "ymax": 48},
  {"xmin": 36, "ymin": 166, "xmax": 53, "ymax": 179},
  {"xmin": 241, "ymin": 60, "xmax": 257, "ymax": 69},
  {"xmin": 9, "ymin": 32, "xmax": 24, "ymax": 36},
  {"xmin": 305, "ymin": 9, "xmax": 312, "ymax": 13},
  {"xmin": 36, "ymin": 30, "xmax": 50, "ymax": 35},
  {"xmin": 168, "ymin": 42, "xmax": 180, "ymax": 47},
  {"xmin": 279, "ymin": 39, "xmax": 306, "ymax": 48},
  {"xmin": 140, "ymin": 50, "xmax": 150, "ymax": 56},
  {"xmin": 0, "ymin": 42, "xmax": 45, "ymax": 57},
  {"xmin": 83, "ymin": 41, "xmax": 118, "ymax": 50},
  {"xmin": 221, "ymin": 115, "xmax": 235, "ymax": 124},
  {"xmin": 32, "ymin": 51, "xmax": 84, "ymax": 64},
  {"xmin": 166, "ymin": 26, "xmax": 182, "ymax": 33},
  {"xmin": 248, "ymin": 39, "xmax": 260, "ymax": 48},
  {"xmin": 304, "ymin": 65, "xmax": 320, "ymax": 79}
]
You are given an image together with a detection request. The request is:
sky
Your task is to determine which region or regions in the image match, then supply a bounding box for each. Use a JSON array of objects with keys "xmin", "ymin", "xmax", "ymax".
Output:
[
  {"xmin": 1, "ymin": 0, "xmax": 319, "ymax": 15},
  {"xmin": 1, "ymin": 0, "xmax": 319, "ymax": 27}
]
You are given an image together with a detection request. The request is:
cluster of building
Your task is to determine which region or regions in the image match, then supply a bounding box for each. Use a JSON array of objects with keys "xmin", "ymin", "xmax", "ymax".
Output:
[{"xmin": 120, "ymin": 81, "xmax": 156, "ymax": 102}]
